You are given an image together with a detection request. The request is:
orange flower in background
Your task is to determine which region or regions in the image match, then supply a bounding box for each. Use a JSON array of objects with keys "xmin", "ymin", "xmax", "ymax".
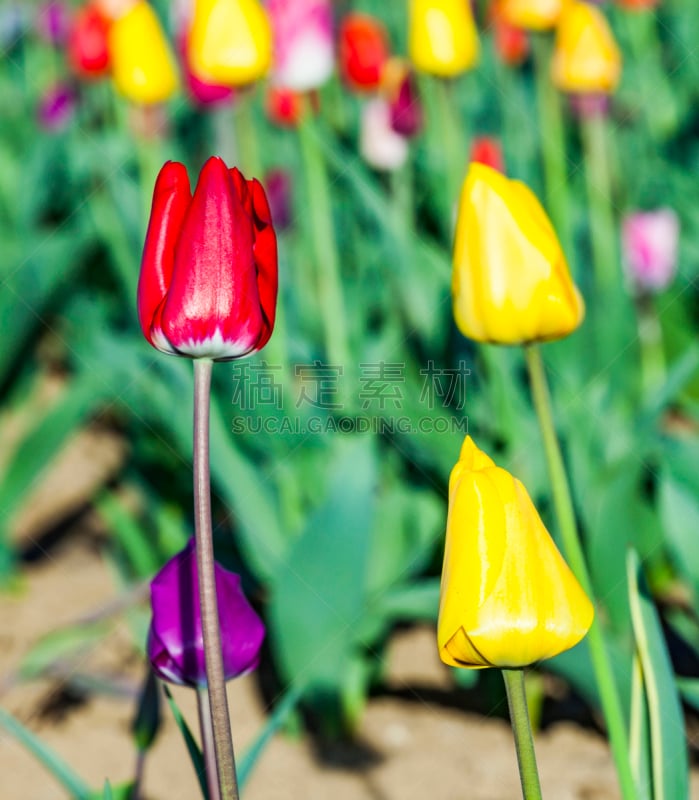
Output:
[
  {"xmin": 409, "ymin": 0, "xmax": 479, "ymax": 77},
  {"xmin": 265, "ymin": 85, "xmax": 305, "ymax": 127},
  {"xmin": 470, "ymin": 136, "xmax": 505, "ymax": 172},
  {"xmin": 552, "ymin": 1, "xmax": 621, "ymax": 95},
  {"xmin": 500, "ymin": 0, "xmax": 565, "ymax": 31},
  {"xmin": 491, "ymin": 2, "xmax": 530, "ymax": 66},
  {"xmin": 339, "ymin": 13, "xmax": 391, "ymax": 92}
]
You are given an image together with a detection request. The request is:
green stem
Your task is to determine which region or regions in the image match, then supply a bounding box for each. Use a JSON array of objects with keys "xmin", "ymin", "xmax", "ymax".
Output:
[
  {"xmin": 233, "ymin": 88, "xmax": 262, "ymax": 178},
  {"xmin": 502, "ymin": 669, "xmax": 543, "ymax": 800},
  {"xmin": 297, "ymin": 102, "xmax": 350, "ymax": 374},
  {"xmin": 532, "ymin": 34, "xmax": 573, "ymax": 267},
  {"xmin": 636, "ymin": 293, "xmax": 666, "ymax": 398},
  {"xmin": 581, "ymin": 112, "xmax": 618, "ymax": 297},
  {"xmin": 197, "ymin": 687, "xmax": 223, "ymax": 800},
  {"xmin": 432, "ymin": 77, "xmax": 466, "ymax": 238},
  {"xmin": 524, "ymin": 345, "xmax": 636, "ymax": 800},
  {"xmin": 193, "ymin": 358, "xmax": 239, "ymax": 800}
]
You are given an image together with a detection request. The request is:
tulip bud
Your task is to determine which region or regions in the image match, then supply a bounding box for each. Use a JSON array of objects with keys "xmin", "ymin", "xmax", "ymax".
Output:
[
  {"xmin": 438, "ymin": 437, "xmax": 594, "ymax": 669},
  {"xmin": 267, "ymin": 0, "xmax": 334, "ymax": 91},
  {"xmin": 138, "ymin": 157, "xmax": 278, "ymax": 360},
  {"xmin": 622, "ymin": 209, "xmax": 679, "ymax": 293},
  {"xmin": 470, "ymin": 136, "xmax": 505, "ymax": 172},
  {"xmin": 67, "ymin": 3, "xmax": 111, "ymax": 79},
  {"xmin": 409, "ymin": 0, "xmax": 479, "ymax": 77},
  {"xmin": 265, "ymin": 85, "xmax": 304, "ymax": 127},
  {"xmin": 36, "ymin": 1, "xmax": 70, "ymax": 45},
  {"xmin": 490, "ymin": 0, "xmax": 530, "ymax": 65},
  {"xmin": 382, "ymin": 58, "xmax": 423, "ymax": 138},
  {"xmin": 37, "ymin": 83, "xmax": 76, "ymax": 130},
  {"xmin": 500, "ymin": 0, "xmax": 564, "ymax": 31},
  {"xmin": 452, "ymin": 163, "xmax": 584, "ymax": 344},
  {"xmin": 360, "ymin": 98, "xmax": 409, "ymax": 172},
  {"xmin": 264, "ymin": 169, "xmax": 293, "ymax": 230},
  {"xmin": 178, "ymin": 32, "xmax": 235, "ymax": 107},
  {"xmin": 147, "ymin": 539, "xmax": 265, "ymax": 687},
  {"xmin": 188, "ymin": 0, "xmax": 272, "ymax": 87},
  {"xmin": 339, "ymin": 13, "xmax": 390, "ymax": 92},
  {"xmin": 551, "ymin": 1, "xmax": 621, "ymax": 95},
  {"xmin": 108, "ymin": 0, "xmax": 179, "ymax": 104}
]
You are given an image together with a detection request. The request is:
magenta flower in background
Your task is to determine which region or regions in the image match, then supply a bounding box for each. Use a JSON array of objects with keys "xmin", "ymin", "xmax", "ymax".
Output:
[
  {"xmin": 37, "ymin": 83, "xmax": 76, "ymax": 130},
  {"xmin": 389, "ymin": 70, "xmax": 422, "ymax": 138},
  {"xmin": 147, "ymin": 539, "xmax": 265, "ymax": 687},
  {"xmin": 622, "ymin": 209, "xmax": 679, "ymax": 292},
  {"xmin": 36, "ymin": 1, "xmax": 70, "ymax": 45},
  {"xmin": 178, "ymin": 32, "xmax": 235, "ymax": 108},
  {"xmin": 266, "ymin": 0, "xmax": 334, "ymax": 91}
]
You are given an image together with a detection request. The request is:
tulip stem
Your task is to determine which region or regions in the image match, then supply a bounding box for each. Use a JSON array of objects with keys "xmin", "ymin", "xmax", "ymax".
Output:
[
  {"xmin": 193, "ymin": 358, "xmax": 239, "ymax": 800},
  {"xmin": 580, "ymin": 112, "xmax": 618, "ymax": 297},
  {"xmin": 524, "ymin": 344, "xmax": 636, "ymax": 800},
  {"xmin": 502, "ymin": 669, "xmax": 543, "ymax": 800},
  {"xmin": 432, "ymin": 76, "xmax": 466, "ymax": 238},
  {"xmin": 532, "ymin": 34, "xmax": 573, "ymax": 269},
  {"xmin": 197, "ymin": 687, "xmax": 222, "ymax": 800},
  {"xmin": 297, "ymin": 102, "xmax": 350, "ymax": 380}
]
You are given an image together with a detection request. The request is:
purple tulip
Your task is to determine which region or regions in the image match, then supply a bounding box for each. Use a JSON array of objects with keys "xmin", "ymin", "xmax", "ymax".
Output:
[
  {"xmin": 389, "ymin": 71, "xmax": 422, "ymax": 138},
  {"xmin": 36, "ymin": 1, "xmax": 69, "ymax": 45},
  {"xmin": 147, "ymin": 539, "xmax": 265, "ymax": 687},
  {"xmin": 264, "ymin": 169, "xmax": 293, "ymax": 230},
  {"xmin": 37, "ymin": 83, "xmax": 75, "ymax": 130},
  {"xmin": 622, "ymin": 209, "xmax": 679, "ymax": 292}
]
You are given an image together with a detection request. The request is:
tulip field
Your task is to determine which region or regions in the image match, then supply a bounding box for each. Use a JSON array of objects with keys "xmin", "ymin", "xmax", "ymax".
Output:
[{"xmin": 2, "ymin": 0, "xmax": 699, "ymax": 798}]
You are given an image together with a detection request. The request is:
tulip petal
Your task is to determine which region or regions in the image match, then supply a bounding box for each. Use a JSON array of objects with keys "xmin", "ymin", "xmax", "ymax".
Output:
[
  {"xmin": 138, "ymin": 161, "xmax": 192, "ymax": 353},
  {"xmin": 161, "ymin": 156, "xmax": 265, "ymax": 359}
]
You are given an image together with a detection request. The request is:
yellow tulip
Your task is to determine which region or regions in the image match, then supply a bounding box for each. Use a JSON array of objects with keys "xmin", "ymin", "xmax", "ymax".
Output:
[
  {"xmin": 500, "ymin": 0, "xmax": 566, "ymax": 31},
  {"xmin": 438, "ymin": 437, "xmax": 594, "ymax": 669},
  {"xmin": 188, "ymin": 0, "xmax": 272, "ymax": 87},
  {"xmin": 109, "ymin": 0, "xmax": 178, "ymax": 104},
  {"xmin": 452, "ymin": 163, "xmax": 584, "ymax": 344},
  {"xmin": 552, "ymin": 2, "xmax": 622, "ymax": 94},
  {"xmin": 409, "ymin": 0, "xmax": 479, "ymax": 77}
]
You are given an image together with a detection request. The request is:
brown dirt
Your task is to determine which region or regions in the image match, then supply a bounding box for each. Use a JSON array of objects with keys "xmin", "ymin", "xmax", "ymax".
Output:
[{"xmin": 1, "ymin": 534, "xmax": 698, "ymax": 800}]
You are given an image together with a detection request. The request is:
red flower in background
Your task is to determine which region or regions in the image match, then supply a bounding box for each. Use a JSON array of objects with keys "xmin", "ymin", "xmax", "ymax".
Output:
[
  {"xmin": 339, "ymin": 13, "xmax": 390, "ymax": 91},
  {"xmin": 490, "ymin": 0, "xmax": 529, "ymax": 66},
  {"xmin": 138, "ymin": 157, "xmax": 278, "ymax": 360},
  {"xmin": 67, "ymin": 2, "xmax": 111, "ymax": 78},
  {"xmin": 470, "ymin": 136, "xmax": 505, "ymax": 172}
]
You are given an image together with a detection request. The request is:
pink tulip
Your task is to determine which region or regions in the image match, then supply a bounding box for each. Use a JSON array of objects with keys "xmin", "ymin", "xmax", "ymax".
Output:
[
  {"xmin": 360, "ymin": 98, "xmax": 409, "ymax": 172},
  {"xmin": 266, "ymin": 0, "xmax": 334, "ymax": 91},
  {"xmin": 622, "ymin": 209, "xmax": 679, "ymax": 292}
]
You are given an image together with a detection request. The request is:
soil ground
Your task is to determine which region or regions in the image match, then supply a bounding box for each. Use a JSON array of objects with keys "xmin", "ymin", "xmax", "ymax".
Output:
[{"xmin": 1, "ymin": 531, "xmax": 698, "ymax": 800}]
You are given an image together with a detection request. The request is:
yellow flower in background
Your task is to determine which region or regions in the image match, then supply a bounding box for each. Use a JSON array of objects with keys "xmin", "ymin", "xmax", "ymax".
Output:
[
  {"xmin": 452, "ymin": 163, "xmax": 584, "ymax": 344},
  {"xmin": 408, "ymin": 0, "xmax": 479, "ymax": 77},
  {"xmin": 552, "ymin": 1, "xmax": 621, "ymax": 94},
  {"xmin": 188, "ymin": 0, "xmax": 272, "ymax": 87},
  {"xmin": 438, "ymin": 437, "xmax": 594, "ymax": 669},
  {"xmin": 500, "ymin": 0, "xmax": 566, "ymax": 31},
  {"xmin": 109, "ymin": 0, "xmax": 178, "ymax": 104}
]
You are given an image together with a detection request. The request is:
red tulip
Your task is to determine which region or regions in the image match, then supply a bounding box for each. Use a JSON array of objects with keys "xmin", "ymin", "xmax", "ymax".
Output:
[
  {"xmin": 339, "ymin": 13, "xmax": 390, "ymax": 92},
  {"xmin": 265, "ymin": 85, "xmax": 304, "ymax": 127},
  {"xmin": 67, "ymin": 2, "xmax": 111, "ymax": 78},
  {"xmin": 470, "ymin": 136, "xmax": 505, "ymax": 172},
  {"xmin": 138, "ymin": 157, "xmax": 278, "ymax": 360}
]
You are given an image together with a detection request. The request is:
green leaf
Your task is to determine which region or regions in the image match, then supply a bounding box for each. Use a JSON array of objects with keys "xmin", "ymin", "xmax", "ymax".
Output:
[
  {"xmin": 268, "ymin": 437, "xmax": 376, "ymax": 724},
  {"xmin": 238, "ymin": 683, "xmax": 303, "ymax": 789},
  {"xmin": 0, "ymin": 707, "xmax": 92, "ymax": 799},
  {"xmin": 629, "ymin": 656, "xmax": 652, "ymax": 800},
  {"xmin": 96, "ymin": 492, "xmax": 160, "ymax": 579},
  {"xmin": 676, "ymin": 677, "xmax": 699, "ymax": 712},
  {"xmin": 372, "ymin": 579, "xmax": 440, "ymax": 623},
  {"xmin": 162, "ymin": 685, "xmax": 208, "ymax": 800},
  {"xmin": 19, "ymin": 623, "xmax": 110, "ymax": 681},
  {"xmin": 627, "ymin": 549, "xmax": 689, "ymax": 800}
]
